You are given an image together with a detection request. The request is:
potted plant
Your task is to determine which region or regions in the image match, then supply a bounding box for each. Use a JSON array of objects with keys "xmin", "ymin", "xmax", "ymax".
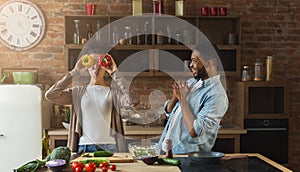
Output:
[{"xmin": 85, "ymin": 0, "xmax": 97, "ymax": 15}]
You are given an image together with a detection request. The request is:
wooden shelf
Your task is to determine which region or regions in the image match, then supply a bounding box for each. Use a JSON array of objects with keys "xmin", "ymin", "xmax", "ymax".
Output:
[{"xmin": 64, "ymin": 15, "xmax": 241, "ymax": 76}]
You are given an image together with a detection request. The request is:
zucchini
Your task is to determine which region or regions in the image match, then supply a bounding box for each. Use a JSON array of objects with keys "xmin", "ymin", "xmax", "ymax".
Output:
[
  {"xmin": 157, "ymin": 158, "xmax": 181, "ymax": 166},
  {"xmin": 93, "ymin": 150, "xmax": 114, "ymax": 157}
]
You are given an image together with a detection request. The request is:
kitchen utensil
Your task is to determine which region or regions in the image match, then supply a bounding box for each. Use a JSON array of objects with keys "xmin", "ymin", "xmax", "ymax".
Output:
[
  {"xmin": 12, "ymin": 71, "xmax": 37, "ymax": 84},
  {"xmin": 72, "ymin": 153, "xmax": 135, "ymax": 163},
  {"xmin": 188, "ymin": 151, "xmax": 224, "ymax": 163},
  {"xmin": 141, "ymin": 155, "xmax": 159, "ymax": 165},
  {"xmin": 0, "ymin": 73, "xmax": 8, "ymax": 83}
]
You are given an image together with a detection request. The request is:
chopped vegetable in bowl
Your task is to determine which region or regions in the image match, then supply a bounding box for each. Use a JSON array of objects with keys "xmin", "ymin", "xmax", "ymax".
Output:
[{"xmin": 128, "ymin": 142, "xmax": 160, "ymax": 159}]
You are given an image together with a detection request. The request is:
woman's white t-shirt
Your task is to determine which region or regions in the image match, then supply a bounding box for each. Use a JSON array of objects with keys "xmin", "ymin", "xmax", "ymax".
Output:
[{"xmin": 79, "ymin": 85, "xmax": 116, "ymax": 145}]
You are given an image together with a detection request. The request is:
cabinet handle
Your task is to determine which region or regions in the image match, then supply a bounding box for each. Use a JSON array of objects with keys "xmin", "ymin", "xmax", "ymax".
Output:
[{"xmin": 0, "ymin": 134, "xmax": 4, "ymax": 136}]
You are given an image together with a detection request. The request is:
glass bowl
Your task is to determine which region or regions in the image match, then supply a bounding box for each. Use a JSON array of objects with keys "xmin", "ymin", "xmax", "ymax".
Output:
[{"xmin": 128, "ymin": 142, "xmax": 160, "ymax": 159}]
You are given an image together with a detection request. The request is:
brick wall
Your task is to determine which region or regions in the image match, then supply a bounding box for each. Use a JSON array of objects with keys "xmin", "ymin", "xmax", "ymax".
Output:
[{"xmin": 0, "ymin": 0, "xmax": 299, "ymax": 170}]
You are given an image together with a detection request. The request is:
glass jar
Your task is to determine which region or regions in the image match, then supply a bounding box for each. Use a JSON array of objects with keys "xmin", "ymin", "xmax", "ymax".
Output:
[
  {"xmin": 153, "ymin": 0, "xmax": 163, "ymax": 15},
  {"xmin": 254, "ymin": 60, "xmax": 262, "ymax": 81},
  {"xmin": 124, "ymin": 26, "xmax": 132, "ymax": 45},
  {"xmin": 242, "ymin": 65, "xmax": 250, "ymax": 81}
]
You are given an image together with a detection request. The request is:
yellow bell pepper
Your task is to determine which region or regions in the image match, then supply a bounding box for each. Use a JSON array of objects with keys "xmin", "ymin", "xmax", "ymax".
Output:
[{"xmin": 81, "ymin": 54, "xmax": 94, "ymax": 67}]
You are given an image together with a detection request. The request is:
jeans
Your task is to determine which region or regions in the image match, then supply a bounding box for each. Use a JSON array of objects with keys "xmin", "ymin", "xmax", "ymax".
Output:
[{"xmin": 78, "ymin": 144, "xmax": 117, "ymax": 153}]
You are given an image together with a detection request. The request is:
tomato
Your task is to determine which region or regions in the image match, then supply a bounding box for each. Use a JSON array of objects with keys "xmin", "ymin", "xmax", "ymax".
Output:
[
  {"xmin": 72, "ymin": 162, "xmax": 79, "ymax": 170},
  {"xmin": 109, "ymin": 164, "xmax": 117, "ymax": 171},
  {"xmin": 102, "ymin": 166, "xmax": 108, "ymax": 172},
  {"xmin": 99, "ymin": 162, "xmax": 109, "ymax": 169},
  {"xmin": 85, "ymin": 163, "xmax": 96, "ymax": 172},
  {"xmin": 75, "ymin": 166, "xmax": 82, "ymax": 172}
]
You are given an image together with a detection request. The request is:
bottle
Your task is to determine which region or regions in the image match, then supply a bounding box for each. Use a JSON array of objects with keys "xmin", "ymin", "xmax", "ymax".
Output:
[
  {"xmin": 73, "ymin": 20, "xmax": 80, "ymax": 44},
  {"xmin": 112, "ymin": 27, "xmax": 120, "ymax": 45},
  {"xmin": 86, "ymin": 23, "xmax": 93, "ymax": 40},
  {"xmin": 95, "ymin": 20, "xmax": 101, "ymax": 41},
  {"xmin": 42, "ymin": 129, "xmax": 50, "ymax": 159},
  {"xmin": 253, "ymin": 59, "xmax": 262, "ymax": 81},
  {"xmin": 144, "ymin": 21, "xmax": 151, "ymax": 45},
  {"xmin": 266, "ymin": 55, "xmax": 273, "ymax": 81},
  {"xmin": 165, "ymin": 139, "xmax": 173, "ymax": 158},
  {"xmin": 124, "ymin": 26, "xmax": 132, "ymax": 45},
  {"xmin": 242, "ymin": 65, "xmax": 250, "ymax": 81}
]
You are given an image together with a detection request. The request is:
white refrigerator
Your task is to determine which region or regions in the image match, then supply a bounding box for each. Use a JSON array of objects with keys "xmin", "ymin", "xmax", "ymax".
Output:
[{"xmin": 0, "ymin": 85, "xmax": 46, "ymax": 171}]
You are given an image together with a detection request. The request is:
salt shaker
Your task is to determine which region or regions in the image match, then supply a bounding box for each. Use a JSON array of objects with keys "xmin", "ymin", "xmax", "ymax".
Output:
[{"xmin": 242, "ymin": 65, "xmax": 250, "ymax": 81}]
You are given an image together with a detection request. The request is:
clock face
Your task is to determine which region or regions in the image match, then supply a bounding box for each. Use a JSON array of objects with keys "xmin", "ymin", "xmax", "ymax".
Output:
[{"xmin": 0, "ymin": 0, "xmax": 46, "ymax": 51}]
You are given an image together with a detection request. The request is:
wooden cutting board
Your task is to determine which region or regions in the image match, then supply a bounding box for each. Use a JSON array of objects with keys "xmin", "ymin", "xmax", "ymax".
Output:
[{"xmin": 72, "ymin": 153, "xmax": 135, "ymax": 163}]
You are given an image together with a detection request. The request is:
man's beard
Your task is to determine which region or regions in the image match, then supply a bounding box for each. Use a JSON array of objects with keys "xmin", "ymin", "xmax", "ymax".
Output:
[{"xmin": 194, "ymin": 67, "xmax": 208, "ymax": 80}]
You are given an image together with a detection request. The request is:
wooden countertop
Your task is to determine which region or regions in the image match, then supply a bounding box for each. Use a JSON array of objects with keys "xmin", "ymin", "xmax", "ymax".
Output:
[
  {"xmin": 49, "ymin": 125, "xmax": 246, "ymax": 136},
  {"xmin": 37, "ymin": 153, "xmax": 292, "ymax": 172}
]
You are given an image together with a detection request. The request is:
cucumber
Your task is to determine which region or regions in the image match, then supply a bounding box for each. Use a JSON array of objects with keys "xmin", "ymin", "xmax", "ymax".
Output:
[
  {"xmin": 93, "ymin": 150, "xmax": 114, "ymax": 157},
  {"xmin": 157, "ymin": 158, "xmax": 181, "ymax": 166}
]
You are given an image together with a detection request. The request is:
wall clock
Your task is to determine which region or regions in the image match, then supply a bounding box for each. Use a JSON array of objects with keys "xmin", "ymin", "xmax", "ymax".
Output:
[{"xmin": 0, "ymin": 0, "xmax": 46, "ymax": 51}]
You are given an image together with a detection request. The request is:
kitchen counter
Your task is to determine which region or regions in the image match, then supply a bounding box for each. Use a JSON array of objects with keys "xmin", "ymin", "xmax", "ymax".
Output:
[
  {"xmin": 48, "ymin": 125, "xmax": 246, "ymax": 152},
  {"xmin": 37, "ymin": 153, "xmax": 292, "ymax": 172}
]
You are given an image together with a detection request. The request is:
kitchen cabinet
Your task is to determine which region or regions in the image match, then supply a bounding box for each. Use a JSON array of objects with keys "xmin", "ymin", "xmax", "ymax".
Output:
[
  {"xmin": 64, "ymin": 15, "xmax": 241, "ymax": 76},
  {"xmin": 234, "ymin": 81, "xmax": 289, "ymax": 119},
  {"xmin": 48, "ymin": 126, "xmax": 246, "ymax": 153}
]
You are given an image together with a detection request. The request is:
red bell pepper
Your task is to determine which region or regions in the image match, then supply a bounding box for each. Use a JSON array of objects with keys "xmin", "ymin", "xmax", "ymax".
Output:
[{"xmin": 98, "ymin": 54, "xmax": 112, "ymax": 67}]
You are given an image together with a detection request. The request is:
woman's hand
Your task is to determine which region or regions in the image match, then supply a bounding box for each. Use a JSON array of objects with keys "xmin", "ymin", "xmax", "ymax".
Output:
[{"xmin": 73, "ymin": 55, "xmax": 88, "ymax": 73}]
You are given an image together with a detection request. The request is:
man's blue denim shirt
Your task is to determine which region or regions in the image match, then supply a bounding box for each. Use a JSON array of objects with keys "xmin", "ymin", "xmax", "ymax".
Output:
[{"xmin": 158, "ymin": 75, "xmax": 229, "ymax": 154}]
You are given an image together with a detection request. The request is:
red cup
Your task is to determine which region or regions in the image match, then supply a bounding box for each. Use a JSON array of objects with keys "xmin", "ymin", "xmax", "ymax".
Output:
[
  {"xmin": 201, "ymin": 7, "xmax": 209, "ymax": 16},
  {"xmin": 209, "ymin": 7, "xmax": 218, "ymax": 16},
  {"xmin": 85, "ymin": 3, "xmax": 97, "ymax": 15},
  {"xmin": 219, "ymin": 7, "xmax": 229, "ymax": 16}
]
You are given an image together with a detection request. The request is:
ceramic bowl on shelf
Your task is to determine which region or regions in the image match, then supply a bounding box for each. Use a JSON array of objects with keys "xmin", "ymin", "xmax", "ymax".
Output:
[
  {"xmin": 62, "ymin": 122, "xmax": 70, "ymax": 130},
  {"xmin": 12, "ymin": 72, "xmax": 37, "ymax": 84}
]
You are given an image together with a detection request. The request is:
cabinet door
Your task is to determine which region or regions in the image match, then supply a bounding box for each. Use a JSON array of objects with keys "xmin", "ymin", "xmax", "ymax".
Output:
[{"xmin": 0, "ymin": 85, "xmax": 42, "ymax": 171}]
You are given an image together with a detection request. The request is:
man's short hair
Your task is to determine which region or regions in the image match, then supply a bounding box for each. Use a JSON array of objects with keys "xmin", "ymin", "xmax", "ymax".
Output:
[{"xmin": 194, "ymin": 42, "xmax": 222, "ymax": 70}]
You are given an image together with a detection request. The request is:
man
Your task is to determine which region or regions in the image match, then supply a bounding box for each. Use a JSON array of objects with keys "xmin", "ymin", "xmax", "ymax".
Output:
[{"xmin": 159, "ymin": 43, "xmax": 229, "ymax": 154}]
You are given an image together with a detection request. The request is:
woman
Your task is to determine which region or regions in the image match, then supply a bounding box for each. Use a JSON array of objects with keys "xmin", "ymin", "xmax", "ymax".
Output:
[{"xmin": 45, "ymin": 53, "xmax": 138, "ymax": 153}]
